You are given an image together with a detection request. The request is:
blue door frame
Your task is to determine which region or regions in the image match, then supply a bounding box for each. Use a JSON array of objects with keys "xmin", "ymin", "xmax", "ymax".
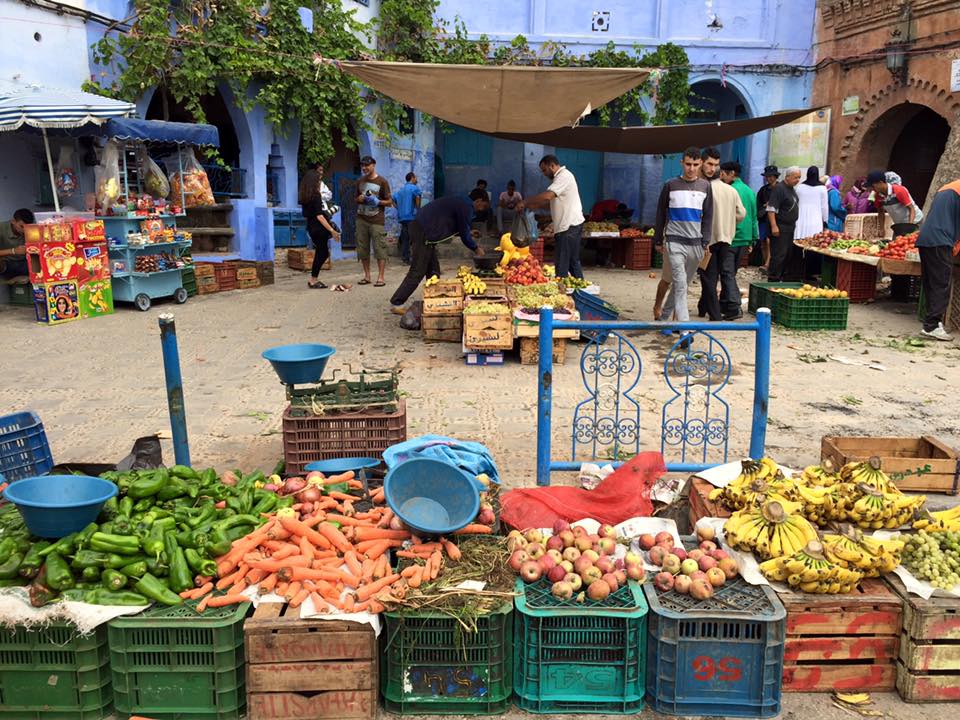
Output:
[{"xmin": 535, "ymin": 308, "xmax": 772, "ymax": 484}]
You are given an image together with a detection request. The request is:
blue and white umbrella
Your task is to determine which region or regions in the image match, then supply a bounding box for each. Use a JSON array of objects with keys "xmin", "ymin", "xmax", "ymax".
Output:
[{"xmin": 0, "ymin": 83, "xmax": 136, "ymax": 210}]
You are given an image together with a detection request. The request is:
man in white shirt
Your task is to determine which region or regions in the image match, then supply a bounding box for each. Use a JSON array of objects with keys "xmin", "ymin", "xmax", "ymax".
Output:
[{"xmin": 519, "ymin": 155, "xmax": 585, "ymax": 278}]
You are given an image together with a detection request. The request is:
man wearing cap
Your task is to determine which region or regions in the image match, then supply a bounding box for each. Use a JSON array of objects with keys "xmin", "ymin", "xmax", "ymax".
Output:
[
  {"xmin": 355, "ymin": 156, "xmax": 392, "ymax": 286},
  {"xmin": 756, "ymin": 165, "xmax": 779, "ymax": 271},
  {"xmin": 867, "ymin": 170, "xmax": 923, "ymax": 231}
]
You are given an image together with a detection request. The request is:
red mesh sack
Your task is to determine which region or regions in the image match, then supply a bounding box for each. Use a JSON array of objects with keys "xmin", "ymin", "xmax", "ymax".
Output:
[{"xmin": 500, "ymin": 451, "xmax": 664, "ymax": 530}]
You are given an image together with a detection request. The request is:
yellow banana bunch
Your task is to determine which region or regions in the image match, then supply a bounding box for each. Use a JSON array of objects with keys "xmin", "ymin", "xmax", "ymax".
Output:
[
  {"xmin": 794, "ymin": 483, "xmax": 832, "ymax": 524},
  {"xmin": 708, "ymin": 458, "xmax": 795, "ymax": 510},
  {"xmin": 724, "ymin": 500, "xmax": 817, "ymax": 560},
  {"xmin": 846, "ymin": 485, "xmax": 924, "ymax": 529},
  {"xmin": 425, "ymin": 275, "xmax": 440, "ymax": 287},
  {"xmin": 456, "ymin": 265, "xmax": 472, "ymax": 279},
  {"xmin": 759, "ymin": 540, "xmax": 863, "ymax": 593},
  {"xmin": 460, "ymin": 273, "xmax": 487, "ymax": 295},
  {"xmin": 798, "ymin": 459, "xmax": 841, "ymax": 487},
  {"xmin": 822, "ymin": 528, "xmax": 903, "ymax": 577},
  {"xmin": 840, "ymin": 457, "xmax": 897, "ymax": 494},
  {"xmin": 913, "ymin": 504, "xmax": 960, "ymax": 532}
]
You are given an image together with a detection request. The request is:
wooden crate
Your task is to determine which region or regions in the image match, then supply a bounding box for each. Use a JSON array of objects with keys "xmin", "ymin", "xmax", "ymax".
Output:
[
  {"xmin": 423, "ymin": 279, "xmax": 463, "ymax": 298},
  {"xmin": 194, "ymin": 262, "xmax": 215, "ymax": 278},
  {"xmin": 687, "ymin": 476, "xmax": 731, "ymax": 529},
  {"xmin": 236, "ymin": 267, "xmax": 258, "ymax": 281},
  {"xmin": 197, "ymin": 274, "xmax": 219, "ymax": 294},
  {"xmin": 821, "ymin": 435, "xmax": 959, "ymax": 494},
  {"xmin": 779, "ymin": 578, "xmax": 902, "ymax": 692},
  {"xmin": 513, "ymin": 310, "xmax": 581, "ymax": 339},
  {"xmin": 287, "ymin": 248, "xmax": 315, "ymax": 271},
  {"xmin": 463, "ymin": 309, "xmax": 513, "ymax": 350},
  {"xmin": 422, "ymin": 294, "xmax": 463, "ymax": 315},
  {"xmin": 245, "ymin": 603, "xmax": 377, "ymax": 720},
  {"xmin": 422, "ymin": 314, "xmax": 462, "ymax": 342},
  {"xmin": 238, "ymin": 277, "xmax": 261, "ymax": 289},
  {"xmin": 519, "ymin": 336, "xmax": 566, "ymax": 365},
  {"xmin": 888, "ymin": 574, "xmax": 960, "ymax": 702}
]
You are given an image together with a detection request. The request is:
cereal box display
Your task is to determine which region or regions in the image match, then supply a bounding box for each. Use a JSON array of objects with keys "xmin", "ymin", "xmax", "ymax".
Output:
[
  {"xmin": 78, "ymin": 279, "xmax": 114, "ymax": 319},
  {"xmin": 33, "ymin": 281, "xmax": 81, "ymax": 325}
]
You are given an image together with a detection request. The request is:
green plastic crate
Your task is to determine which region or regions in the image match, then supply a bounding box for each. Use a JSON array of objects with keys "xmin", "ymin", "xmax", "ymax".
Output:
[
  {"xmin": 513, "ymin": 578, "xmax": 648, "ymax": 714},
  {"xmin": 773, "ymin": 293, "xmax": 849, "ymax": 330},
  {"xmin": 9, "ymin": 282, "xmax": 33, "ymax": 306},
  {"xmin": 108, "ymin": 599, "xmax": 250, "ymax": 720},
  {"xmin": 748, "ymin": 282, "xmax": 802, "ymax": 319},
  {"xmin": 0, "ymin": 621, "xmax": 112, "ymax": 720},
  {"xmin": 380, "ymin": 602, "xmax": 512, "ymax": 715},
  {"xmin": 820, "ymin": 256, "xmax": 837, "ymax": 287},
  {"xmin": 181, "ymin": 266, "xmax": 198, "ymax": 297}
]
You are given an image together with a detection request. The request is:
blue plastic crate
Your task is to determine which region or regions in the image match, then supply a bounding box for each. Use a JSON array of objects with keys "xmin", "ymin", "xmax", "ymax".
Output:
[
  {"xmin": 644, "ymin": 578, "xmax": 785, "ymax": 718},
  {"xmin": 572, "ymin": 290, "xmax": 618, "ymax": 343},
  {"xmin": 0, "ymin": 411, "xmax": 53, "ymax": 482},
  {"xmin": 514, "ymin": 578, "xmax": 647, "ymax": 714}
]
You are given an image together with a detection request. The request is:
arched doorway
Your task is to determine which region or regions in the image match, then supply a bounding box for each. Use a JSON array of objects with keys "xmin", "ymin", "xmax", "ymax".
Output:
[
  {"xmin": 887, "ymin": 107, "xmax": 949, "ymax": 203},
  {"xmin": 688, "ymin": 80, "xmax": 751, "ymax": 167}
]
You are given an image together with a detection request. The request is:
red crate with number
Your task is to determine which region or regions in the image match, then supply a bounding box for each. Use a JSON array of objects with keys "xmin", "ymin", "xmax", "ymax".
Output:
[{"xmin": 643, "ymin": 552, "xmax": 786, "ymax": 718}]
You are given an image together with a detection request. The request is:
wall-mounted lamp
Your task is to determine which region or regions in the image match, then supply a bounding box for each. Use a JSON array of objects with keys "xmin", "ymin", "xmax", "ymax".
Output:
[{"xmin": 885, "ymin": 42, "xmax": 908, "ymax": 82}]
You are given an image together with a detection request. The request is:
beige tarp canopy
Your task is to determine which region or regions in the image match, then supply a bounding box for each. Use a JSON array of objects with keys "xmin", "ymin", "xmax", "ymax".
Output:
[{"xmin": 335, "ymin": 60, "xmax": 652, "ymax": 134}]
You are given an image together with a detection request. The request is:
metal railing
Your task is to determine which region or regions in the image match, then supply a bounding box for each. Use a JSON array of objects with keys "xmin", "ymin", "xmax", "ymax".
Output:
[
  {"xmin": 201, "ymin": 164, "xmax": 247, "ymax": 198},
  {"xmin": 535, "ymin": 308, "xmax": 772, "ymax": 485}
]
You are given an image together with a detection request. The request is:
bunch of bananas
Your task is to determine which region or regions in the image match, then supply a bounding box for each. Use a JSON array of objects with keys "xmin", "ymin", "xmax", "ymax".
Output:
[
  {"xmin": 797, "ymin": 459, "xmax": 842, "ymax": 487},
  {"xmin": 839, "ymin": 457, "xmax": 898, "ymax": 494},
  {"xmin": 425, "ymin": 275, "xmax": 440, "ymax": 287},
  {"xmin": 792, "ymin": 483, "xmax": 833, "ymax": 524},
  {"xmin": 460, "ymin": 273, "xmax": 487, "ymax": 295},
  {"xmin": 709, "ymin": 458, "xmax": 795, "ymax": 510},
  {"xmin": 456, "ymin": 266, "xmax": 471, "ymax": 279},
  {"xmin": 822, "ymin": 528, "xmax": 903, "ymax": 576},
  {"xmin": 759, "ymin": 540, "xmax": 864, "ymax": 593},
  {"xmin": 913, "ymin": 505, "xmax": 960, "ymax": 532},
  {"xmin": 844, "ymin": 485, "xmax": 925, "ymax": 529},
  {"xmin": 723, "ymin": 500, "xmax": 818, "ymax": 560}
]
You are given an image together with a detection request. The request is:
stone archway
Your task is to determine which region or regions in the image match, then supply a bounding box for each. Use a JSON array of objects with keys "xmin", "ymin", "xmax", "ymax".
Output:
[{"xmin": 836, "ymin": 76, "xmax": 960, "ymax": 203}]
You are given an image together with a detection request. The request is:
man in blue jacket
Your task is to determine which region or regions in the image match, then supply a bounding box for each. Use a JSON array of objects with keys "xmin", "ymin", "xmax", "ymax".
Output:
[
  {"xmin": 389, "ymin": 190, "xmax": 487, "ymax": 313},
  {"xmin": 916, "ymin": 180, "xmax": 960, "ymax": 341}
]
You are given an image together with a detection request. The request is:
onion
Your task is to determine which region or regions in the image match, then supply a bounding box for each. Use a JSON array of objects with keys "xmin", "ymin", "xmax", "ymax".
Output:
[
  {"xmin": 300, "ymin": 502, "xmax": 314, "ymax": 515},
  {"xmin": 296, "ymin": 486, "xmax": 322, "ymax": 504},
  {"xmin": 263, "ymin": 483, "xmax": 279, "ymax": 492},
  {"xmin": 389, "ymin": 515, "xmax": 406, "ymax": 531},
  {"xmin": 220, "ymin": 470, "xmax": 238, "ymax": 487},
  {"xmin": 282, "ymin": 477, "xmax": 307, "ymax": 495}
]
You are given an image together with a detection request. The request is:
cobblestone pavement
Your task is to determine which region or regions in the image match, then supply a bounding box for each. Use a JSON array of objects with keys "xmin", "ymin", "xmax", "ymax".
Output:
[{"xmin": 2, "ymin": 248, "xmax": 959, "ymax": 718}]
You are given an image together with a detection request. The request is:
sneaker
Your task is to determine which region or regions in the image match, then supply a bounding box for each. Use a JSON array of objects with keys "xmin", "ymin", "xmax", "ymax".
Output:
[
  {"xmin": 678, "ymin": 333, "xmax": 693, "ymax": 349},
  {"xmin": 921, "ymin": 323, "xmax": 954, "ymax": 342},
  {"xmin": 722, "ymin": 310, "xmax": 743, "ymax": 321}
]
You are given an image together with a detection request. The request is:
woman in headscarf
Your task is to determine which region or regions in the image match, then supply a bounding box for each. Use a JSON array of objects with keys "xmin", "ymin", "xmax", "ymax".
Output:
[
  {"xmin": 795, "ymin": 165, "xmax": 829, "ymax": 240},
  {"xmin": 298, "ymin": 163, "xmax": 340, "ymax": 289},
  {"xmin": 844, "ymin": 176, "xmax": 872, "ymax": 215},
  {"xmin": 824, "ymin": 175, "xmax": 848, "ymax": 232}
]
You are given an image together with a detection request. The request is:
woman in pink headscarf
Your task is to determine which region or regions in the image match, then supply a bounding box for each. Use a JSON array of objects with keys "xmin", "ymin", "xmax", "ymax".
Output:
[
  {"xmin": 844, "ymin": 177, "xmax": 873, "ymax": 215},
  {"xmin": 825, "ymin": 174, "xmax": 847, "ymax": 232}
]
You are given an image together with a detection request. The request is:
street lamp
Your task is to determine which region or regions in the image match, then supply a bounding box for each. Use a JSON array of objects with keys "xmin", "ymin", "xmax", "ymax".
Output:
[{"xmin": 885, "ymin": 42, "xmax": 908, "ymax": 82}]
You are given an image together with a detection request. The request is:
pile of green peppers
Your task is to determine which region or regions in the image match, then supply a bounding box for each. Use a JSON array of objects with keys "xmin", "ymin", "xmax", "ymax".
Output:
[{"xmin": 4, "ymin": 465, "xmax": 291, "ymax": 607}]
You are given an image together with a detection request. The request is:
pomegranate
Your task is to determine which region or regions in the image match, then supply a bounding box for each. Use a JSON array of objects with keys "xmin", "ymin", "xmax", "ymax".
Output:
[
  {"xmin": 564, "ymin": 572, "xmax": 583, "ymax": 591},
  {"xmin": 655, "ymin": 531, "xmax": 675, "ymax": 548},
  {"xmin": 587, "ymin": 579, "xmax": 611, "ymax": 601},
  {"xmin": 551, "ymin": 580, "xmax": 574, "ymax": 599},
  {"xmin": 674, "ymin": 574, "xmax": 693, "ymax": 594},
  {"xmin": 638, "ymin": 534, "xmax": 656, "ymax": 551},
  {"xmin": 519, "ymin": 561, "xmax": 543, "ymax": 583},
  {"xmin": 706, "ymin": 567, "xmax": 726, "ymax": 587},
  {"xmin": 690, "ymin": 579, "xmax": 714, "ymax": 600},
  {"xmin": 654, "ymin": 571, "xmax": 675, "ymax": 592},
  {"xmin": 508, "ymin": 550, "xmax": 528, "ymax": 572},
  {"xmin": 601, "ymin": 572, "xmax": 619, "ymax": 593}
]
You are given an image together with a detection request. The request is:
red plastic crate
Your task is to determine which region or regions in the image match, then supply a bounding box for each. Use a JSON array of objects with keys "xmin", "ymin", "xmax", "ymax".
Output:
[
  {"xmin": 625, "ymin": 238, "xmax": 652, "ymax": 270},
  {"xmin": 836, "ymin": 259, "xmax": 877, "ymax": 303},
  {"xmin": 281, "ymin": 400, "xmax": 406, "ymax": 476},
  {"xmin": 530, "ymin": 238, "xmax": 545, "ymax": 263}
]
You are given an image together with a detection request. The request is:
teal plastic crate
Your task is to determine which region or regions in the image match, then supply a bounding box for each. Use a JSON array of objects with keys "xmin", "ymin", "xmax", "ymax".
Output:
[
  {"xmin": 380, "ymin": 602, "xmax": 512, "ymax": 715},
  {"xmin": 652, "ymin": 248, "xmax": 663, "ymax": 269},
  {"xmin": 747, "ymin": 282, "xmax": 802, "ymax": 319},
  {"xmin": 773, "ymin": 293, "xmax": 849, "ymax": 330},
  {"xmin": 514, "ymin": 578, "xmax": 648, "ymax": 714},
  {"xmin": 108, "ymin": 599, "xmax": 250, "ymax": 720},
  {"xmin": 0, "ymin": 621, "xmax": 112, "ymax": 720},
  {"xmin": 644, "ymin": 578, "xmax": 786, "ymax": 718}
]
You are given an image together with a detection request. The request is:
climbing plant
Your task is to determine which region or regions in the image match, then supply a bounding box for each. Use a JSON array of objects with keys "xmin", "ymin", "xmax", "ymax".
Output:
[{"xmin": 85, "ymin": 0, "xmax": 369, "ymax": 164}]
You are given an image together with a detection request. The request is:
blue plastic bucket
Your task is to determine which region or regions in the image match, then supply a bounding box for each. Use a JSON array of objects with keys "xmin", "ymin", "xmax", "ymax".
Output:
[
  {"xmin": 304, "ymin": 457, "xmax": 381, "ymax": 475},
  {"xmin": 3, "ymin": 475, "xmax": 118, "ymax": 538},
  {"xmin": 384, "ymin": 458, "xmax": 480, "ymax": 535}
]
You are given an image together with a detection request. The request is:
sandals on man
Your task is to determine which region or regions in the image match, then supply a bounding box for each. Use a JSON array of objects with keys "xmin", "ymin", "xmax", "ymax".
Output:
[
  {"xmin": 358, "ymin": 278, "xmax": 371, "ymax": 285},
  {"xmin": 307, "ymin": 281, "xmax": 327, "ymax": 289},
  {"xmin": 374, "ymin": 280, "xmax": 386, "ymax": 287}
]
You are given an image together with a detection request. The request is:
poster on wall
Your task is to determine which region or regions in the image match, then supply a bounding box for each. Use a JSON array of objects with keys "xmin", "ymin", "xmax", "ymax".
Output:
[{"xmin": 767, "ymin": 108, "xmax": 831, "ymax": 171}]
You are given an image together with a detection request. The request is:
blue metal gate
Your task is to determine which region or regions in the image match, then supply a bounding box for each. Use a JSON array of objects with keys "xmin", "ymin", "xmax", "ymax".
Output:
[{"xmin": 535, "ymin": 308, "xmax": 772, "ymax": 484}]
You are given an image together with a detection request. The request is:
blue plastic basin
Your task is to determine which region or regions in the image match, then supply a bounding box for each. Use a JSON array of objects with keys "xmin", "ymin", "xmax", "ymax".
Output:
[
  {"xmin": 304, "ymin": 457, "xmax": 381, "ymax": 475},
  {"xmin": 262, "ymin": 344, "xmax": 336, "ymax": 385},
  {"xmin": 384, "ymin": 458, "xmax": 480, "ymax": 535},
  {"xmin": 3, "ymin": 475, "xmax": 118, "ymax": 538}
]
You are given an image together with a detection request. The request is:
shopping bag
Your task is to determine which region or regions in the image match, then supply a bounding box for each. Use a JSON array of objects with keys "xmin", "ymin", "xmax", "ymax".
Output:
[
  {"xmin": 165, "ymin": 147, "xmax": 214, "ymax": 207},
  {"xmin": 510, "ymin": 211, "xmax": 533, "ymax": 248},
  {"xmin": 94, "ymin": 141, "xmax": 121, "ymax": 211},
  {"xmin": 139, "ymin": 146, "xmax": 170, "ymax": 199}
]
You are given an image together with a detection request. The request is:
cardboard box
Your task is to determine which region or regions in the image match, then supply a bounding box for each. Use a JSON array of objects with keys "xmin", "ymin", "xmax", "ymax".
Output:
[
  {"xmin": 78, "ymin": 279, "xmax": 114, "ymax": 318},
  {"xmin": 76, "ymin": 242, "xmax": 111, "ymax": 284},
  {"xmin": 26, "ymin": 240, "xmax": 81, "ymax": 283},
  {"xmin": 33, "ymin": 280, "xmax": 81, "ymax": 325},
  {"xmin": 71, "ymin": 219, "xmax": 106, "ymax": 243},
  {"xmin": 465, "ymin": 352, "xmax": 505, "ymax": 365}
]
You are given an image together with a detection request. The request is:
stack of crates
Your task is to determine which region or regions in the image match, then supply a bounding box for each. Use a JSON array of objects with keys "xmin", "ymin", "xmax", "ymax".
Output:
[
  {"xmin": 0, "ymin": 410, "xmax": 53, "ymax": 481},
  {"xmin": 513, "ymin": 578, "xmax": 648, "ymax": 714},
  {"xmin": 108, "ymin": 599, "xmax": 250, "ymax": 720},
  {"xmin": 214, "ymin": 261, "xmax": 238, "ymax": 292},
  {"xmin": 181, "ymin": 265, "xmax": 198, "ymax": 297},
  {"xmin": 644, "ymin": 576, "xmax": 786, "ymax": 718},
  {"xmin": 195, "ymin": 263, "xmax": 219, "ymax": 295},
  {"xmin": 624, "ymin": 238, "xmax": 653, "ymax": 271},
  {"xmin": 380, "ymin": 603, "xmax": 513, "ymax": 715},
  {"xmin": 0, "ymin": 622, "xmax": 111, "ymax": 720}
]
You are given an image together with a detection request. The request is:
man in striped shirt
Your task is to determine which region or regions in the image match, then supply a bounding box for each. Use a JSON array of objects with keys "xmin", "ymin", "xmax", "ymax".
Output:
[{"xmin": 654, "ymin": 147, "xmax": 714, "ymax": 328}]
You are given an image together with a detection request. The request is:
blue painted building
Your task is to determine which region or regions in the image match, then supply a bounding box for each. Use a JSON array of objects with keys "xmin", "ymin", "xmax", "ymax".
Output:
[{"xmin": 433, "ymin": 0, "xmax": 817, "ymax": 222}]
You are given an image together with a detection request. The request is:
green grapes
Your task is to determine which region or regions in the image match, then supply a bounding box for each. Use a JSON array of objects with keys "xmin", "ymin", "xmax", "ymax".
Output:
[{"xmin": 903, "ymin": 530, "xmax": 960, "ymax": 591}]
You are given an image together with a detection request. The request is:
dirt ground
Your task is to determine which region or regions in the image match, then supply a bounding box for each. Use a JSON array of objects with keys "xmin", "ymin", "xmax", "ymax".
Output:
[{"xmin": 2, "ymin": 246, "xmax": 959, "ymax": 719}]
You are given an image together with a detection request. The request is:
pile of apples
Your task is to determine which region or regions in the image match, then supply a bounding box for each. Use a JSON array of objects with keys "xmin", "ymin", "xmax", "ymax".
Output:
[
  {"xmin": 648, "ymin": 525, "xmax": 739, "ymax": 600},
  {"xmin": 507, "ymin": 520, "xmax": 645, "ymax": 603}
]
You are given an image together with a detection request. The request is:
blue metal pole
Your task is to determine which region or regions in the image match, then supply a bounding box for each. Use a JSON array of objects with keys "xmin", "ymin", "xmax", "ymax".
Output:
[
  {"xmin": 749, "ymin": 308, "xmax": 772, "ymax": 460},
  {"xmin": 159, "ymin": 313, "xmax": 191, "ymax": 466},
  {"xmin": 536, "ymin": 306, "xmax": 554, "ymax": 486}
]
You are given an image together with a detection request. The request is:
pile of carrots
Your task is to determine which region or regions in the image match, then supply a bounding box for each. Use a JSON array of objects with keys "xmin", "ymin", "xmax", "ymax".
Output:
[{"xmin": 183, "ymin": 470, "xmax": 488, "ymax": 613}]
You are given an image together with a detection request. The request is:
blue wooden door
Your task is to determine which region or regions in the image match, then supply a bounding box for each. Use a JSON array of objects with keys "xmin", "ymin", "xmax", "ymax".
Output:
[
  {"xmin": 661, "ymin": 153, "xmax": 682, "ymax": 183},
  {"xmin": 557, "ymin": 149, "xmax": 602, "ymax": 213}
]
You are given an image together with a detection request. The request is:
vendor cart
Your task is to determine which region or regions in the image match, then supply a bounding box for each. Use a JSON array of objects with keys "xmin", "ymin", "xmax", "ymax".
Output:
[{"xmin": 98, "ymin": 118, "xmax": 219, "ymax": 311}]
